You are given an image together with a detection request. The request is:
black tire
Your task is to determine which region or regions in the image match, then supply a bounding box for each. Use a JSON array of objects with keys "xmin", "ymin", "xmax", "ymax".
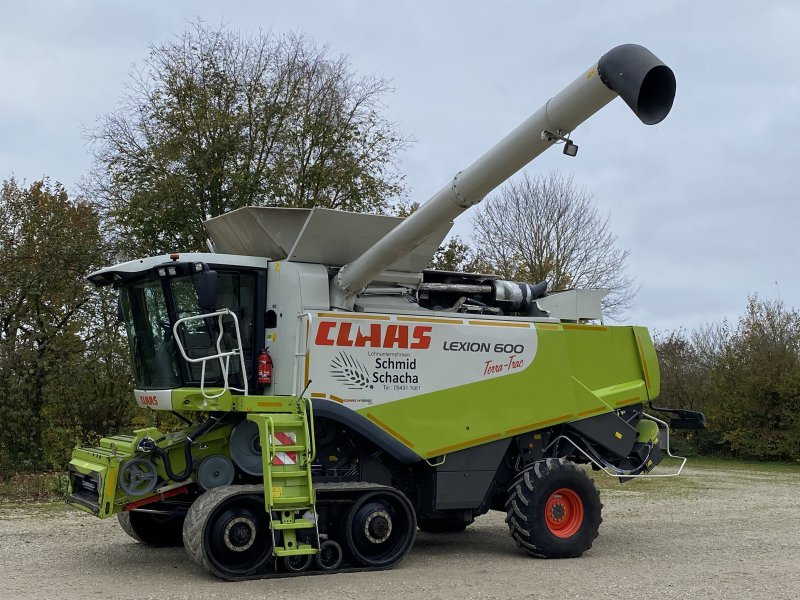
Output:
[
  {"xmin": 344, "ymin": 490, "xmax": 416, "ymax": 568},
  {"xmin": 506, "ymin": 458, "xmax": 602, "ymax": 558},
  {"xmin": 117, "ymin": 510, "xmax": 185, "ymax": 547},
  {"xmin": 183, "ymin": 485, "xmax": 273, "ymax": 580},
  {"xmin": 283, "ymin": 554, "xmax": 313, "ymax": 573},
  {"xmin": 315, "ymin": 539, "xmax": 344, "ymax": 571},
  {"xmin": 417, "ymin": 517, "xmax": 474, "ymax": 533}
]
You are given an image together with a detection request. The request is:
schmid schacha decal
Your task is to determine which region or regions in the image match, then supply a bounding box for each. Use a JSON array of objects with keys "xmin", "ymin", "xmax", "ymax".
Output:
[{"xmin": 307, "ymin": 314, "xmax": 537, "ymax": 407}]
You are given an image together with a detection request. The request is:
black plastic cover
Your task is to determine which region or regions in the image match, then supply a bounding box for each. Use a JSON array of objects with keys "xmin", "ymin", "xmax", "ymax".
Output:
[
  {"xmin": 597, "ymin": 44, "xmax": 676, "ymax": 125},
  {"xmin": 311, "ymin": 399, "xmax": 422, "ymax": 465}
]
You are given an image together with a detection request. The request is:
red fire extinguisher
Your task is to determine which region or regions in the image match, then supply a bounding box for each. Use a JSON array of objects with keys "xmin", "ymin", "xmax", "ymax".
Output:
[{"xmin": 257, "ymin": 348, "xmax": 273, "ymax": 385}]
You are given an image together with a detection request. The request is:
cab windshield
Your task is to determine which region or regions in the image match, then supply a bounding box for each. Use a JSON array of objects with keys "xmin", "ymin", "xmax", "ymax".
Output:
[{"xmin": 119, "ymin": 272, "xmax": 255, "ymax": 390}]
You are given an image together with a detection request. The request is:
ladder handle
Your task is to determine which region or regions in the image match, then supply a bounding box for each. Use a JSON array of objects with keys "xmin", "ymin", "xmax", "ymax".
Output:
[
  {"xmin": 264, "ymin": 416, "xmax": 275, "ymax": 508},
  {"xmin": 306, "ymin": 397, "xmax": 316, "ymax": 462}
]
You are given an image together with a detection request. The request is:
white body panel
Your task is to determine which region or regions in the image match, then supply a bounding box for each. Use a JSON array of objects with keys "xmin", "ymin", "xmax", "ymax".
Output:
[{"xmin": 301, "ymin": 312, "xmax": 542, "ymax": 409}]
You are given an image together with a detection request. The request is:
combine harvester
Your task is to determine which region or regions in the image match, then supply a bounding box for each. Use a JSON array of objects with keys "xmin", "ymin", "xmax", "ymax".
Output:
[{"xmin": 68, "ymin": 44, "xmax": 704, "ymax": 579}]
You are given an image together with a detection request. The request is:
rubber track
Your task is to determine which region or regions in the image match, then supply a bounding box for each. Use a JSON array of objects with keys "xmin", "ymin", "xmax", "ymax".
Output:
[
  {"xmin": 504, "ymin": 457, "xmax": 603, "ymax": 558},
  {"xmin": 183, "ymin": 481, "xmax": 416, "ymax": 581},
  {"xmin": 117, "ymin": 511, "xmax": 143, "ymax": 543}
]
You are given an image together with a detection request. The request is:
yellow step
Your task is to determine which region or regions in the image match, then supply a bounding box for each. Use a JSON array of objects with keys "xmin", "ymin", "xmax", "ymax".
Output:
[
  {"xmin": 271, "ymin": 518, "xmax": 315, "ymax": 530},
  {"xmin": 274, "ymin": 545, "xmax": 317, "ymax": 557},
  {"xmin": 271, "ymin": 496, "xmax": 311, "ymax": 505},
  {"xmin": 271, "ymin": 470, "xmax": 309, "ymax": 478}
]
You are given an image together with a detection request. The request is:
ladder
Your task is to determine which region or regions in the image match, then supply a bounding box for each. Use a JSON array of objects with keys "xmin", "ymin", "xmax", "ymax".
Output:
[{"xmin": 248, "ymin": 399, "xmax": 318, "ymax": 559}]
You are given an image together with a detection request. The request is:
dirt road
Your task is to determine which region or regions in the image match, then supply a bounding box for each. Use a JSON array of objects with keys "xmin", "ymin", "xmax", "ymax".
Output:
[{"xmin": 1, "ymin": 463, "xmax": 798, "ymax": 600}]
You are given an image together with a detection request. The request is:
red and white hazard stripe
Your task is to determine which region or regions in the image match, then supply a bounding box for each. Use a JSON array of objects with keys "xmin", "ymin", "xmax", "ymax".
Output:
[{"xmin": 271, "ymin": 431, "xmax": 297, "ymax": 466}]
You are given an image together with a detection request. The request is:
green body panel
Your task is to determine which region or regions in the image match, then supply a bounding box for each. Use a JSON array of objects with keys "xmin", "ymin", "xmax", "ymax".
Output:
[
  {"xmin": 636, "ymin": 419, "xmax": 660, "ymax": 445},
  {"xmin": 68, "ymin": 423, "xmax": 232, "ymax": 518},
  {"xmin": 357, "ymin": 324, "xmax": 658, "ymax": 459},
  {"xmin": 170, "ymin": 388, "xmax": 235, "ymax": 411}
]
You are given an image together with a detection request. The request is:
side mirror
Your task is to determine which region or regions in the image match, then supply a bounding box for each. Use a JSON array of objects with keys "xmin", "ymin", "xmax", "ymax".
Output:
[{"xmin": 197, "ymin": 270, "xmax": 218, "ymax": 311}]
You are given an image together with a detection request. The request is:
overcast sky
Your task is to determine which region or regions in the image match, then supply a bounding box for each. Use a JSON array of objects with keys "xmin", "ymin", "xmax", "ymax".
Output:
[{"xmin": 2, "ymin": 1, "xmax": 798, "ymax": 334}]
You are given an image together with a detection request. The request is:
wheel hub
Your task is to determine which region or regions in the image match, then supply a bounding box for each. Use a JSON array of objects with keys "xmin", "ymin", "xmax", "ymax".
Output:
[
  {"xmin": 544, "ymin": 488, "xmax": 584, "ymax": 539},
  {"xmin": 363, "ymin": 510, "xmax": 392, "ymax": 543},
  {"xmin": 224, "ymin": 516, "xmax": 256, "ymax": 552}
]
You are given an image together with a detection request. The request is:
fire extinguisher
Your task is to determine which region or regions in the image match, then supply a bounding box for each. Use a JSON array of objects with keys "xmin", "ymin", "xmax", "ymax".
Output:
[{"xmin": 257, "ymin": 348, "xmax": 273, "ymax": 385}]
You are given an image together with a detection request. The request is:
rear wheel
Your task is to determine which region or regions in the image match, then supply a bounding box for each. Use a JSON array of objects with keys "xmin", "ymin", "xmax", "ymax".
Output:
[
  {"xmin": 117, "ymin": 511, "xmax": 184, "ymax": 547},
  {"xmin": 506, "ymin": 458, "xmax": 602, "ymax": 558}
]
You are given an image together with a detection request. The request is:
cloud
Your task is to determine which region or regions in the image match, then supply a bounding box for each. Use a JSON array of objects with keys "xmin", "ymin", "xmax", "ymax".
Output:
[{"xmin": 1, "ymin": 1, "xmax": 797, "ymax": 334}]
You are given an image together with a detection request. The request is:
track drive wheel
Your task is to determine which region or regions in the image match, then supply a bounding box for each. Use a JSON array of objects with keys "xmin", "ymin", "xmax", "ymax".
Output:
[
  {"xmin": 345, "ymin": 490, "xmax": 416, "ymax": 568},
  {"xmin": 417, "ymin": 516, "xmax": 474, "ymax": 533},
  {"xmin": 183, "ymin": 485, "xmax": 273, "ymax": 580},
  {"xmin": 117, "ymin": 510, "xmax": 184, "ymax": 547},
  {"xmin": 506, "ymin": 458, "xmax": 602, "ymax": 558}
]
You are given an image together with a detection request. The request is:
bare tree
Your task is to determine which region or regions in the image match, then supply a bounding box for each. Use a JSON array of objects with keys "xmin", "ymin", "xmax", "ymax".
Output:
[{"xmin": 471, "ymin": 171, "xmax": 637, "ymax": 319}]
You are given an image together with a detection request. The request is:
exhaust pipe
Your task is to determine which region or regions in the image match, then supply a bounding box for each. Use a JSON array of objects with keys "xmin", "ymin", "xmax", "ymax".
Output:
[{"xmin": 332, "ymin": 44, "xmax": 675, "ymax": 306}]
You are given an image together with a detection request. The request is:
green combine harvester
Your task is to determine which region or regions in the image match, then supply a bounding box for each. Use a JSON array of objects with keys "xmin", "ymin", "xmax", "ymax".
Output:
[{"xmin": 67, "ymin": 44, "xmax": 704, "ymax": 580}]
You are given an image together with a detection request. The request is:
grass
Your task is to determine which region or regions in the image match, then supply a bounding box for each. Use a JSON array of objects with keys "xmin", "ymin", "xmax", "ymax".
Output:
[
  {"xmin": 681, "ymin": 455, "xmax": 800, "ymax": 474},
  {"xmin": 0, "ymin": 471, "xmax": 68, "ymax": 505},
  {"xmin": 588, "ymin": 454, "xmax": 800, "ymax": 500}
]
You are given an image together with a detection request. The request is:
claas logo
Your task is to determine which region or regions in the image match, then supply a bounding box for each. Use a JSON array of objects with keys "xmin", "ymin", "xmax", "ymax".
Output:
[{"xmin": 315, "ymin": 321, "xmax": 432, "ymax": 350}]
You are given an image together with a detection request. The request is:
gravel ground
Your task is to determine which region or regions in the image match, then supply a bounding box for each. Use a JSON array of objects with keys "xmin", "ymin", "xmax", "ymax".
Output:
[{"xmin": 1, "ymin": 463, "xmax": 799, "ymax": 600}]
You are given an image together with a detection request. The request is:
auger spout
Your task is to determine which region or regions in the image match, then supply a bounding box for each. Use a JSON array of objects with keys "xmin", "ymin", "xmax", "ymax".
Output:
[{"xmin": 331, "ymin": 44, "xmax": 675, "ymax": 308}]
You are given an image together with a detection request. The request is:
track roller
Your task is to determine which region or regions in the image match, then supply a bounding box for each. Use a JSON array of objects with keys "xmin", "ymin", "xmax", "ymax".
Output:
[
  {"xmin": 183, "ymin": 485, "xmax": 274, "ymax": 580},
  {"xmin": 283, "ymin": 554, "xmax": 313, "ymax": 573},
  {"xmin": 344, "ymin": 490, "xmax": 416, "ymax": 568},
  {"xmin": 316, "ymin": 539, "xmax": 344, "ymax": 571}
]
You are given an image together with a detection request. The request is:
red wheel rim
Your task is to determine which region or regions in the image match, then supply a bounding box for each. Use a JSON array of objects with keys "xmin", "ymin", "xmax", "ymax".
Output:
[{"xmin": 544, "ymin": 488, "xmax": 584, "ymax": 538}]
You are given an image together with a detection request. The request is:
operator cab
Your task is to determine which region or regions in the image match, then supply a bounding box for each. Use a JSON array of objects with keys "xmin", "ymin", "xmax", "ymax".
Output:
[{"xmin": 89, "ymin": 253, "xmax": 269, "ymax": 394}]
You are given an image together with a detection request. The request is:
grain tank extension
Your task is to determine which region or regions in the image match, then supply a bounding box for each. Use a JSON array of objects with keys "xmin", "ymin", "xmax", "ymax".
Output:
[{"xmin": 67, "ymin": 44, "xmax": 704, "ymax": 580}]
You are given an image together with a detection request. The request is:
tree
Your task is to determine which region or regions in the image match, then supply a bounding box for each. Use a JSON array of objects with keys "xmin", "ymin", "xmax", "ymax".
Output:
[
  {"xmin": 428, "ymin": 236, "xmax": 493, "ymax": 272},
  {"xmin": 470, "ymin": 172, "xmax": 637, "ymax": 319},
  {"xmin": 656, "ymin": 297, "xmax": 800, "ymax": 460},
  {"xmin": 712, "ymin": 297, "xmax": 800, "ymax": 460},
  {"xmin": 393, "ymin": 202, "xmax": 488, "ymax": 273},
  {"xmin": 87, "ymin": 21, "xmax": 409, "ymax": 259},
  {"xmin": 0, "ymin": 179, "xmax": 136, "ymax": 474}
]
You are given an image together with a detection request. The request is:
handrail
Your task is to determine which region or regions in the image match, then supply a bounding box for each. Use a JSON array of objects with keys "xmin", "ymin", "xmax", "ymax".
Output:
[
  {"xmin": 545, "ymin": 413, "xmax": 687, "ymax": 479},
  {"xmin": 292, "ymin": 313, "xmax": 313, "ymax": 396},
  {"xmin": 305, "ymin": 395, "xmax": 316, "ymax": 463},
  {"xmin": 264, "ymin": 416, "xmax": 275, "ymax": 509},
  {"xmin": 172, "ymin": 309, "xmax": 249, "ymax": 399}
]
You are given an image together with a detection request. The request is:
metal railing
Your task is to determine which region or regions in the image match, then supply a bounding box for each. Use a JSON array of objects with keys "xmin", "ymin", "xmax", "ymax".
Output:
[{"xmin": 172, "ymin": 309, "xmax": 249, "ymax": 399}]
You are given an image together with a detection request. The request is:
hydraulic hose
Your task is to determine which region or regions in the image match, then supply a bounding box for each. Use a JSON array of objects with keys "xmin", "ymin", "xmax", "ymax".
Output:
[
  {"xmin": 152, "ymin": 414, "xmax": 222, "ymax": 483},
  {"xmin": 153, "ymin": 443, "xmax": 194, "ymax": 483}
]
